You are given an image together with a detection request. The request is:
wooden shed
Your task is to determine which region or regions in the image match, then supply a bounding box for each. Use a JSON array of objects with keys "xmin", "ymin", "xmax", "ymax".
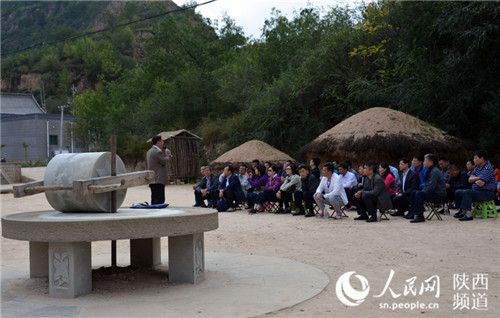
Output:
[{"xmin": 148, "ymin": 130, "xmax": 202, "ymax": 182}]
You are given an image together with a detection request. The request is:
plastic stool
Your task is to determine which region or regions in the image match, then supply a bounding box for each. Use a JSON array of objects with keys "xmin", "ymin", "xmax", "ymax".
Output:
[{"xmin": 473, "ymin": 200, "xmax": 498, "ymax": 219}]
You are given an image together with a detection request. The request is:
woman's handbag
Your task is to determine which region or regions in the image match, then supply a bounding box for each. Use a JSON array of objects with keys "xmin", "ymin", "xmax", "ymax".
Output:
[{"xmin": 216, "ymin": 198, "xmax": 229, "ymax": 212}]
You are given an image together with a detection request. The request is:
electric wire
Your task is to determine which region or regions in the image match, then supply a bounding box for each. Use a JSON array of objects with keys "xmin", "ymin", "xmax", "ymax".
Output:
[{"xmin": 1, "ymin": 0, "xmax": 217, "ymax": 57}]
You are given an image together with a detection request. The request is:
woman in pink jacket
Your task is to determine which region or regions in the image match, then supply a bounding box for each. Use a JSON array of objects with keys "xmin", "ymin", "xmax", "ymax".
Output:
[{"xmin": 379, "ymin": 162, "xmax": 398, "ymax": 196}]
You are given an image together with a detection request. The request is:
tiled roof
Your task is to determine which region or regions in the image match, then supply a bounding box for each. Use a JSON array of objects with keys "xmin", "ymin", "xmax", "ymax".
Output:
[
  {"xmin": 0, "ymin": 93, "xmax": 45, "ymax": 115},
  {"xmin": 146, "ymin": 129, "xmax": 202, "ymax": 142}
]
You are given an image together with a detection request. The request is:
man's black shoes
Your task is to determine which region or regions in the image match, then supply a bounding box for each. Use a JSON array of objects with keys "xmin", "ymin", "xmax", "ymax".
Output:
[
  {"xmin": 459, "ymin": 215, "xmax": 473, "ymax": 221},
  {"xmin": 410, "ymin": 216, "xmax": 425, "ymax": 223},
  {"xmin": 390, "ymin": 211, "xmax": 405, "ymax": 217}
]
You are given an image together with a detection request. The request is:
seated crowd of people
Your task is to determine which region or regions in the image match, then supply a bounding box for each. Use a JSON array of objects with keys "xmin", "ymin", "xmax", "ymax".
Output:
[{"xmin": 193, "ymin": 150, "xmax": 500, "ymax": 223}]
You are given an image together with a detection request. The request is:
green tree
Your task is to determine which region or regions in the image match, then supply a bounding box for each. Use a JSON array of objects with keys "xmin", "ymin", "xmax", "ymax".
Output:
[
  {"xmin": 385, "ymin": 1, "xmax": 500, "ymax": 156},
  {"xmin": 73, "ymin": 90, "xmax": 112, "ymax": 150},
  {"xmin": 28, "ymin": 0, "xmax": 500, "ymax": 162}
]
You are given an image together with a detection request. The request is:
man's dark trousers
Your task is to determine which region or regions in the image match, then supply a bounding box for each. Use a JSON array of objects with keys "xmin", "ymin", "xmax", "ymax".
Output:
[
  {"xmin": 294, "ymin": 190, "xmax": 315, "ymax": 212},
  {"xmin": 353, "ymin": 193, "xmax": 378, "ymax": 218},
  {"xmin": 150, "ymin": 183, "xmax": 165, "ymax": 205}
]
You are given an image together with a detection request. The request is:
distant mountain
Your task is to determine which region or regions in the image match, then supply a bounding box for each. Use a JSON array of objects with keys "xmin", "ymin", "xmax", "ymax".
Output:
[{"xmin": 1, "ymin": 0, "xmax": 178, "ymax": 55}]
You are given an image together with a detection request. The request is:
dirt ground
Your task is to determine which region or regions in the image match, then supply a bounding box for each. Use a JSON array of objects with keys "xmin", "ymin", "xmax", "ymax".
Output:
[{"xmin": 1, "ymin": 169, "xmax": 499, "ymax": 317}]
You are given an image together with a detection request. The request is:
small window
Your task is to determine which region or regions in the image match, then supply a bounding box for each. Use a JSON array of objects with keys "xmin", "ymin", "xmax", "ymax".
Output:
[{"xmin": 49, "ymin": 135, "xmax": 58, "ymax": 146}]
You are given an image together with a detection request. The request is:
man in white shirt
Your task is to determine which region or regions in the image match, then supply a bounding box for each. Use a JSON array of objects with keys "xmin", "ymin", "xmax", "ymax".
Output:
[
  {"xmin": 338, "ymin": 162, "xmax": 358, "ymax": 209},
  {"xmin": 314, "ymin": 162, "xmax": 348, "ymax": 219},
  {"xmin": 238, "ymin": 164, "xmax": 251, "ymax": 199},
  {"xmin": 339, "ymin": 162, "xmax": 358, "ymax": 188},
  {"xmin": 344, "ymin": 160, "xmax": 359, "ymax": 180}
]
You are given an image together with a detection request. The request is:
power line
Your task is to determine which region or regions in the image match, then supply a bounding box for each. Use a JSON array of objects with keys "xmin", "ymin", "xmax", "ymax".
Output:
[{"xmin": 1, "ymin": 0, "xmax": 217, "ymax": 57}]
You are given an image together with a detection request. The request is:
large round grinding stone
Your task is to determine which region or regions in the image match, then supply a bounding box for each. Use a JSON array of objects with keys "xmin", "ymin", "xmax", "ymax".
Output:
[{"xmin": 44, "ymin": 152, "xmax": 127, "ymax": 212}]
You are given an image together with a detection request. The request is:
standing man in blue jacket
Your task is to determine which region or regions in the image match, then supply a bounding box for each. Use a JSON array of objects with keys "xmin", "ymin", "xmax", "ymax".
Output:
[{"xmin": 408, "ymin": 154, "xmax": 446, "ymax": 223}]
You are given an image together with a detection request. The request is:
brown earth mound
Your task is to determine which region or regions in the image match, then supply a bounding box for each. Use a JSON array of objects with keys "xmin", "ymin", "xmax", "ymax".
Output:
[
  {"xmin": 300, "ymin": 107, "xmax": 475, "ymax": 165},
  {"xmin": 210, "ymin": 140, "xmax": 295, "ymax": 170}
]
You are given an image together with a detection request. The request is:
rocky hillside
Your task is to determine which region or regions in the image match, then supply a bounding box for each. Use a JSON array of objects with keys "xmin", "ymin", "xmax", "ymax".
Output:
[
  {"xmin": 2, "ymin": 1, "xmax": 108, "ymax": 54},
  {"xmin": 1, "ymin": 1, "xmax": 177, "ymax": 54},
  {"xmin": 1, "ymin": 0, "xmax": 178, "ymax": 111}
]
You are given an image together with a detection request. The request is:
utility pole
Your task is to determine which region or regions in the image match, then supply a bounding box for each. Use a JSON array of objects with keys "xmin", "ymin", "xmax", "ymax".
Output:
[
  {"xmin": 58, "ymin": 105, "xmax": 69, "ymax": 154},
  {"xmin": 70, "ymin": 122, "xmax": 74, "ymax": 153},
  {"xmin": 68, "ymin": 85, "xmax": 78, "ymax": 153}
]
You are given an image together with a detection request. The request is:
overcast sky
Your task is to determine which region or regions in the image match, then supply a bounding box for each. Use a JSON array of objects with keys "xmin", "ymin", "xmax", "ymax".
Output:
[{"xmin": 176, "ymin": 0, "xmax": 368, "ymax": 39}]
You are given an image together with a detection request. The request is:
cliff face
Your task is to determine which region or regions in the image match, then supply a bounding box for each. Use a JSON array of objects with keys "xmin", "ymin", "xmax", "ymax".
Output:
[
  {"xmin": 1, "ymin": 1, "xmax": 178, "ymax": 95},
  {"xmin": 0, "ymin": 1, "xmax": 111, "ymax": 94},
  {"xmin": 1, "ymin": 0, "xmax": 179, "ymax": 53},
  {"xmin": 1, "ymin": 73, "xmax": 41, "ymax": 92},
  {"xmin": 89, "ymin": 1, "xmax": 128, "ymax": 31},
  {"xmin": 1, "ymin": 1, "xmax": 109, "ymax": 54}
]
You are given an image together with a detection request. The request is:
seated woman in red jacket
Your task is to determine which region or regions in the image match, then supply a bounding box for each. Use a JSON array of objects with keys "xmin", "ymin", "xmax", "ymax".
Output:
[{"xmin": 379, "ymin": 162, "xmax": 398, "ymax": 197}]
